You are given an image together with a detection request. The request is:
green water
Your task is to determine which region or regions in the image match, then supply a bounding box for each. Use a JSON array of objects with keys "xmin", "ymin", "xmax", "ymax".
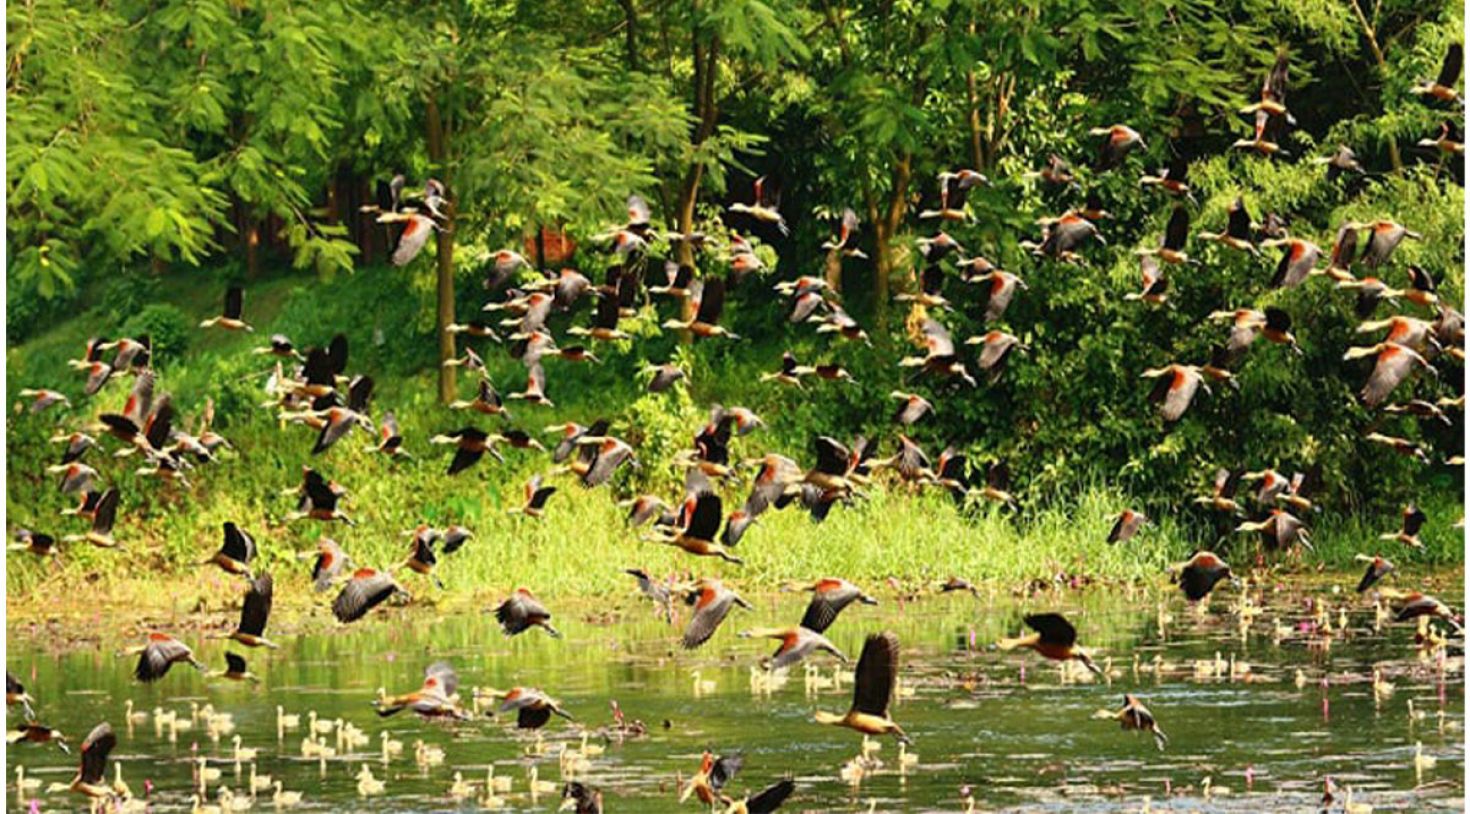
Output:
[{"xmin": 7, "ymin": 578, "xmax": 1465, "ymax": 812}]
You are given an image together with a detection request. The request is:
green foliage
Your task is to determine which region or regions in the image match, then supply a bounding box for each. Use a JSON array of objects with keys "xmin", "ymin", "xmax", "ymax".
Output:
[{"xmin": 121, "ymin": 304, "xmax": 192, "ymax": 365}]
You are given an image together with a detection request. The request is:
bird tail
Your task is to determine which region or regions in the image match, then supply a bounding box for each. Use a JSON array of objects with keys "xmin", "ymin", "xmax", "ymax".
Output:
[{"xmin": 1152, "ymin": 727, "xmax": 1169, "ymax": 751}]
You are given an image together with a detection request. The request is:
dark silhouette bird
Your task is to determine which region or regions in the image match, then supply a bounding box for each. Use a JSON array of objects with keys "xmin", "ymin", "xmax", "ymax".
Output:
[
  {"xmin": 561, "ymin": 781, "xmax": 604, "ymax": 813},
  {"xmin": 1197, "ymin": 196, "xmax": 1259, "ymax": 255},
  {"xmin": 799, "ymin": 578, "xmax": 878, "ymax": 633},
  {"xmin": 721, "ymin": 778, "xmax": 796, "ymax": 813},
  {"xmin": 814, "ymin": 631, "xmax": 909, "ymax": 741},
  {"xmin": 682, "ymin": 578, "xmax": 752, "ymax": 649},
  {"xmin": 202, "ymin": 521, "xmax": 256, "ymax": 577},
  {"xmin": 1355, "ymin": 555, "xmax": 1394, "ymax": 593},
  {"xmin": 216, "ymin": 572, "xmax": 278, "ymax": 648},
  {"xmin": 1092, "ymin": 694, "xmax": 1168, "ymax": 750},
  {"xmin": 495, "ymin": 588, "xmax": 561, "ymax": 637},
  {"xmin": 46, "ymin": 722, "xmax": 115, "ymax": 799},
  {"xmin": 1381, "ymin": 505, "xmax": 1428, "ymax": 548},
  {"xmin": 1412, "ymin": 42, "xmax": 1463, "ymax": 104},
  {"xmin": 333, "ymin": 568, "xmax": 408, "ymax": 623},
  {"xmin": 122, "ymin": 633, "xmax": 206, "ymax": 683},
  {"xmin": 998, "ymin": 613, "xmax": 1103, "ymax": 676},
  {"xmin": 200, "ymin": 285, "xmax": 252, "ymax": 331},
  {"xmin": 1176, "ymin": 551, "xmax": 1233, "ymax": 601}
]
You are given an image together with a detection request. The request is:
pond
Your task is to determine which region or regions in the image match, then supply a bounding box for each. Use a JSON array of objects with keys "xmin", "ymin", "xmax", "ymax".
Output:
[{"xmin": 7, "ymin": 573, "xmax": 1465, "ymax": 812}]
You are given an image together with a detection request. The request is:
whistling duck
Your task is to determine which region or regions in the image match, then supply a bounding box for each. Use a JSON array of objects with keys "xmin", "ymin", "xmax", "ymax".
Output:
[
  {"xmin": 1342, "ymin": 342, "xmax": 1434, "ymax": 407},
  {"xmin": 507, "ymin": 362, "xmax": 555, "ymax": 407},
  {"xmin": 653, "ymin": 490, "xmax": 742, "ymax": 563},
  {"xmin": 332, "ymin": 568, "xmax": 408, "ymax": 623},
  {"xmin": 916, "ymin": 232, "xmax": 965, "ymax": 263},
  {"xmin": 571, "ymin": 292, "xmax": 631, "ymax": 341},
  {"xmin": 681, "ymin": 752, "xmax": 744, "ymax": 804},
  {"xmin": 812, "ymin": 303, "xmax": 871, "ymax": 344},
  {"xmin": 7, "ymin": 722, "xmax": 69, "ymax": 753},
  {"xmin": 44, "ymin": 723, "xmax": 115, "ymax": 799},
  {"xmin": 252, "ymin": 333, "xmax": 301, "ymax": 360},
  {"xmin": 1198, "ymin": 196, "xmax": 1259, "ymax": 254},
  {"xmin": 1028, "ymin": 211, "xmax": 1104, "ymax": 261},
  {"xmin": 999, "ymin": 613, "xmax": 1103, "ymax": 675},
  {"xmin": 682, "ymin": 578, "xmax": 752, "ymax": 649},
  {"xmin": 1108, "ymin": 510, "xmax": 1149, "ymax": 544},
  {"xmin": 1365, "ymin": 431, "xmax": 1431, "ymax": 462},
  {"xmin": 741, "ymin": 626, "xmax": 848, "ymax": 669},
  {"xmin": 1125, "ymin": 255, "xmax": 1168, "ymax": 304},
  {"xmin": 1233, "ymin": 109, "xmax": 1289, "ymax": 156},
  {"xmin": 1312, "ymin": 144, "xmax": 1365, "ymax": 182},
  {"xmin": 122, "ymin": 633, "xmax": 205, "ymax": 683},
  {"xmin": 67, "ymin": 336, "xmax": 115, "ymax": 393},
  {"xmin": 376, "ymin": 211, "xmax": 438, "ymax": 266},
  {"xmin": 374, "ymin": 662, "xmax": 468, "ymax": 719},
  {"xmin": 920, "ymin": 169, "xmax": 988, "ymax": 221},
  {"xmin": 207, "ymin": 572, "xmax": 277, "ymax": 648},
  {"xmin": 889, "ymin": 391, "xmax": 934, "ymax": 425},
  {"xmin": 6, "ymin": 673, "xmax": 35, "ymax": 722},
  {"xmin": 761, "ymin": 351, "xmax": 818, "ymax": 387},
  {"xmin": 1394, "ymin": 592, "xmax": 1462, "ymax": 631},
  {"xmin": 1381, "ymin": 505, "xmax": 1428, "ymax": 548},
  {"xmin": 1359, "ymin": 220, "xmax": 1421, "ymax": 269},
  {"xmin": 208, "ymin": 653, "xmax": 258, "ymax": 684},
  {"xmin": 61, "ymin": 487, "xmax": 120, "ymax": 549},
  {"xmin": 645, "ymin": 363, "xmax": 686, "ymax": 392},
  {"xmin": 1091, "ymin": 124, "xmax": 1145, "ymax": 171},
  {"xmin": 822, "ymin": 208, "xmax": 867, "ymax": 257},
  {"xmin": 1412, "ymin": 43, "xmax": 1462, "ymax": 104},
  {"xmin": 1384, "ymin": 398, "xmax": 1451, "ymax": 424},
  {"xmin": 559, "ymin": 780, "xmax": 603, "ymax": 813},
  {"xmin": 965, "ymin": 329, "xmax": 1026, "ymax": 381},
  {"xmin": 1262, "ymin": 237, "xmax": 1321, "ymax": 287},
  {"xmin": 1240, "ymin": 50, "xmax": 1293, "ymax": 121},
  {"xmin": 796, "ymin": 578, "xmax": 878, "ymax": 634},
  {"xmin": 199, "ymin": 286, "xmax": 252, "ymax": 331},
  {"xmin": 1236, "ymin": 508, "xmax": 1313, "ymax": 552},
  {"xmin": 495, "ymin": 588, "xmax": 561, "ymax": 638},
  {"xmin": 728, "ymin": 176, "xmax": 789, "ymax": 235},
  {"xmin": 493, "ymin": 687, "xmax": 574, "ymax": 729},
  {"xmin": 721, "ymin": 778, "xmax": 795, "ymax": 813},
  {"xmin": 1140, "ymin": 154, "xmax": 1193, "ymax": 201},
  {"xmin": 1141, "ymin": 364, "xmax": 1207, "ymax": 422},
  {"xmin": 665, "ymin": 276, "xmax": 738, "ymax": 339},
  {"xmin": 900, "ymin": 318, "xmax": 977, "ymax": 386},
  {"xmin": 1210, "ymin": 307, "xmax": 1300, "ymax": 360},
  {"xmin": 10, "ymin": 528, "xmax": 58, "ymax": 559},
  {"xmin": 626, "ymin": 568, "xmax": 675, "ymax": 623},
  {"xmin": 202, "ymin": 522, "xmax": 256, "ymax": 577},
  {"xmin": 1417, "ymin": 121, "xmax": 1464, "ymax": 155},
  {"xmin": 1092, "ymin": 694, "xmax": 1168, "ymax": 750},
  {"xmin": 814, "ymin": 632, "xmax": 909, "ymax": 742},
  {"xmin": 1136, "ymin": 206, "xmax": 1194, "ymax": 265},
  {"xmin": 506, "ymin": 474, "xmax": 557, "ymax": 518},
  {"xmin": 98, "ymin": 334, "xmax": 152, "ymax": 372},
  {"xmin": 19, "ymin": 388, "xmax": 69, "ymax": 414},
  {"xmin": 1355, "ymin": 555, "xmax": 1394, "ymax": 593}
]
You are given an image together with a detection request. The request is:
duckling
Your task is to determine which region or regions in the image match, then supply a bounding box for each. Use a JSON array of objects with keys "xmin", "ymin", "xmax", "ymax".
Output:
[
  {"xmin": 839, "ymin": 757, "xmax": 867, "ymax": 787},
  {"xmin": 112, "ymin": 762, "xmax": 132, "ymax": 798},
  {"xmin": 356, "ymin": 765, "xmax": 386, "ymax": 797},
  {"xmin": 248, "ymin": 763, "xmax": 272, "ymax": 793},
  {"xmin": 1372, "ymin": 668, "xmax": 1395, "ymax": 702},
  {"xmin": 414, "ymin": 739, "xmax": 445, "ymax": 768},
  {"xmin": 217, "ymin": 785, "xmax": 254, "ymax": 812},
  {"xmin": 1295, "ymin": 668, "xmax": 1308, "ymax": 690},
  {"xmin": 272, "ymin": 781, "xmax": 303, "ymax": 808},
  {"xmin": 1343, "ymin": 785, "xmax": 1374, "ymax": 814},
  {"xmin": 860, "ymin": 735, "xmax": 883, "ymax": 759},
  {"xmin": 197, "ymin": 757, "xmax": 223, "ymax": 789},
  {"xmin": 307, "ymin": 710, "xmax": 334, "ymax": 736},
  {"xmin": 276, "ymin": 706, "xmax": 299, "ymax": 736},
  {"xmin": 380, "ymin": 731, "xmax": 403, "ymax": 763},
  {"xmin": 898, "ymin": 741, "xmax": 919, "ymax": 770},
  {"xmin": 448, "ymin": 771, "xmax": 475, "ymax": 800},
  {"xmin": 231, "ymin": 735, "xmax": 257, "ymax": 764},
  {"xmin": 485, "ymin": 763, "xmax": 513, "ymax": 793},
  {"xmin": 124, "ymin": 699, "xmax": 148, "ymax": 726},
  {"xmin": 691, "ymin": 669, "xmax": 716, "ymax": 697},
  {"xmin": 14, "ymin": 764, "xmax": 40, "ymax": 794},
  {"xmin": 578, "ymin": 730, "xmax": 605, "ymax": 758},
  {"xmin": 1414, "ymin": 741, "xmax": 1436, "ymax": 777},
  {"xmin": 192, "ymin": 793, "xmax": 223, "ymax": 814},
  {"xmin": 527, "ymin": 765, "xmax": 557, "ymax": 798}
]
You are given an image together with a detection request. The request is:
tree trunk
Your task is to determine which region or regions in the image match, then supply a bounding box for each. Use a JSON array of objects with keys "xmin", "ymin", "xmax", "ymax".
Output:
[
  {"xmin": 618, "ymin": 0, "xmax": 640, "ymax": 71},
  {"xmin": 426, "ymin": 94, "xmax": 457, "ymax": 404}
]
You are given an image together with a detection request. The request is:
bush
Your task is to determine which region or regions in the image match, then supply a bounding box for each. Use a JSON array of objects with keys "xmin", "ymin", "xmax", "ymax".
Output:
[{"xmin": 121, "ymin": 303, "xmax": 191, "ymax": 366}]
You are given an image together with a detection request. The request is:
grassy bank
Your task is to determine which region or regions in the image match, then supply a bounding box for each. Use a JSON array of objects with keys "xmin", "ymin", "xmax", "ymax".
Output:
[{"xmin": 6, "ymin": 264, "xmax": 1463, "ymax": 612}]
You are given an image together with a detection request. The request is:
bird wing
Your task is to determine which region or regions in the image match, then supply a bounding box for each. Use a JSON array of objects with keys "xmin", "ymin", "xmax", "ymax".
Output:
[
  {"xmin": 92, "ymin": 488, "xmax": 120, "ymax": 535},
  {"xmin": 1024, "ymin": 613, "xmax": 1078, "ymax": 647},
  {"xmin": 78, "ymin": 723, "xmax": 116, "ymax": 785},
  {"xmin": 800, "ymin": 580, "xmax": 855, "ymax": 634},
  {"xmin": 695, "ymin": 277, "xmax": 727, "ymax": 325},
  {"xmin": 746, "ymin": 779, "xmax": 797, "ymax": 814},
  {"xmin": 1362, "ymin": 345, "xmax": 1413, "ymax": 407},
  {"xmin": 850, "ymin": 632, "xmax": 899, "ymax": 717},
  {"xmin": 238, "ymin": 572, "xmax": 273, "ymax": 637},
  {"xmin": 682, "ymin": 589, "xmax": 734, "ymax": 649},
  {"xmin": 224, "ymin": 286, "xmax": 244, "ymax": 320},
  {"xmin": 333, "ymin": 570, "xmax": 396, "ymax": 623}
]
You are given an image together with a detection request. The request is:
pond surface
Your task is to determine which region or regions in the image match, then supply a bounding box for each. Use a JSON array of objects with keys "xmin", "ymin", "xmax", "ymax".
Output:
[{"xmin": 7, "ymin": 574, "xmax": 1465, "ymax": 812}]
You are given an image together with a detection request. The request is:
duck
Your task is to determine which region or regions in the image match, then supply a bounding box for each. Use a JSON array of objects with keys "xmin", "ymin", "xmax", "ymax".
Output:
[
  {"xmin": 231, "ymin": 735, "xmax": 257, "ymax": 764},
  {"xmin": 448, "ymin": 771, "xmax": 475, "ymax": 800},
  {"xmin": 248, "ymin": 763, "xmax": 271, "ymax": 793},
  {"xmin": 527, "ymin": 764, "xmax": 558, "ymax": 797},
  {"xmin": 814, "ymin": 632, "xmax": 910, "ymax": 742}
]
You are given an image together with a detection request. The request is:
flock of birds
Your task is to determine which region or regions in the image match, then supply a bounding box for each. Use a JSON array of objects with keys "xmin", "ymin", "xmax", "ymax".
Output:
[{"xmin": 6, "ymin": 40, "xmax": 1469, "ymax": 814}]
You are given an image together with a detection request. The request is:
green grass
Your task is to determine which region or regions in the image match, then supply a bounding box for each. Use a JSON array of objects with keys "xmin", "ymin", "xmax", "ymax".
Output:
[{"xmin": 6, "ymin": 264, "xmax": 1463, "ymax": 614}]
